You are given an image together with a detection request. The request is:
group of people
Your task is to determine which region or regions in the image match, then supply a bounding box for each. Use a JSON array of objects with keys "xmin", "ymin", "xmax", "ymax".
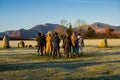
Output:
[{"xmin": 36, "ymin": 31, "xmax": 84, "ymax": 58}]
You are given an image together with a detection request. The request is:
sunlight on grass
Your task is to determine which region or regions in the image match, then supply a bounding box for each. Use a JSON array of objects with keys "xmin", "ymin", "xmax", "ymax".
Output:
[{"xmin": 0, "ymin": 44, "xmax": 120, "ymax": 80}]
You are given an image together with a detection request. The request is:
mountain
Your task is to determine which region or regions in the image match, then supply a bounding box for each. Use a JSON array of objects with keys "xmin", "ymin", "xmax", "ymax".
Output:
[
  {"xmin": 115, "ymin": 26, "xmax": 120, "ymax": 31},
  {"xmin": 50, "ymin": 25, "xmax": 66, "ymax": 36},
  {"xmin": 30, "ymin": 23, "xmax": 59, "ymax": 32},
  {"xmin": 91, "ymin": 22, "xmax": 120, "ymax": 33},
  {"xmin": 9, "ymin": 30, "xmax": 21, "ymax": 38},
  {"xmin": 0, "ymin": 23, "xmax": 65, "ymax": 39},
  {"xmin": 74, "ymin": 22, "xmax": 120, "ymax": 34},
  {"xmin": 0, "ymin": 22, "xmax": 120, "ymax": 39},
  {"xmin": 0, "ymin": 30, "xmax": 14, "ymax": 39},
  {"xmin": 91, "ymin": 22, "xmax": 114, "ymax": 29}
]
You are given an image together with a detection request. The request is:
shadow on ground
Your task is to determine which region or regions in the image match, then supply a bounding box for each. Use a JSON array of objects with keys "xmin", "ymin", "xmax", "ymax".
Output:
[
  {"xmin": 63, "ymin": 75, "xmax": 120, "ymax": 80},
  {"xmin": 0, "ymin": 60, "xmax": 120, "ymax": 72}
]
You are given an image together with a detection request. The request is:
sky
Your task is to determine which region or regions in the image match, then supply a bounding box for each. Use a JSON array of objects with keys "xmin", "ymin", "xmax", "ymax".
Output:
[{"xmin": 0, "ymin": 0, "xmax": 120, "ymax": 32}]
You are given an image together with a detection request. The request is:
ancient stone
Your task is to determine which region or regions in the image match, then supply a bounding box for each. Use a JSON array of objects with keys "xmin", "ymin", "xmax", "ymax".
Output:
[
  {"xmin": 18, "ymin": 40, "xmax": 25, "ymax": 48},
  {"xmin": 1, "ymin": 35, "xmax": 10, "ymax": 48},
  {"xmin": 98, "ymin": 38, "xmax": 108, "ymax": 48}
]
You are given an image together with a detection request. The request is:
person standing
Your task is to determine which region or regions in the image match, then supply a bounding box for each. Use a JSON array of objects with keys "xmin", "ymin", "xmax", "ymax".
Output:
[
  {"xmin": 46, "ymin": 31, "xmax": 52, "ymax": 57},
  {"xmin": 42, "ymin": 34, "xmax": 46, "ymax": 55},
  {"xmin": 71, "ymin": 32, "xmax": 78, "ymax": 57},
  {"xmin": 36, "ymin": 32, "xmax": 43, "ymax": 56},
  {"xmin": 63, "ymin": 33, "xmax": 72, "ymax": 58},
  {"xmin": 62, "ymin": 34, "xmax": 66, "ymax": 57},
  {"xmin": 53, "ymin": 32, "xmax": 61, "ymax": 58},
  {"xmin": 77, "ymin": 33, "xmax": 84, "ymax": 56}
]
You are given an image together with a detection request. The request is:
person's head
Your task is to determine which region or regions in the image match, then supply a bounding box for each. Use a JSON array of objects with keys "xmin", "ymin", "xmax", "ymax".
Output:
[
  {"xmin": 47, "ymin": 31, "xmax": 52, "ymax": 36},
  {"xmin": 65, "ymin": 33, "xmax": 69, "ymax": 38},
  {"xmin": 72, "ymin": 32, "xmax": 76, "ymax": 35},
  {"xmin": 43, "ymin": 34, "xmax": 45, "ymax": 37},
  {"xmin": 38, "ymin": 32, "xmax": 42, "ymax": 36},
  {"xmin": 72, "ymin": 32, "xmax": 76, "ymax": 36},
  {"xmin": 54, "ymin": 32, "xmax": 58, "ymax": 35},
  {"xmin": 78, "ymin": 33, "xmax": 81, "ymax": 36}
]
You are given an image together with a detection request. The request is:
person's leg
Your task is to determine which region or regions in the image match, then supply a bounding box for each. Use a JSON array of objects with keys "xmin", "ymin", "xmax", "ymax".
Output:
[
  {"xmin": 71, "ymin": 47, "xmax": 75, "ymax": 57},
  {"xmin": 44, "ymin": 45, "xmax": 47, "ymax": 56},
  {"xmin": 68, "ymin": 47, "xmax": 71, "ymax": 58},
  {"xmin": 80, "ymin": 47, "xmax": 83, "ymax": 56},
  {"xmin": 42, "ymin": 45, "xmax": 44, "ymax": 56},
  {"xmin": 55, "ymin": 49, "xmax": 57, "ymax": 58},
  {"xmin": 40, "ymin": 45, "xmax": 43, "ymax": 56},
  {"xmin": 52, "ymin": 49, "xmax": 55, "ymax": 58},
  {"xmin": 48, "ymin": 48, "xmax": 51, "ymax": 57},
  {"xmin": 37, "ymin": 45, "xmax": 40, "ymax": 56},
  {"xmin": 75, "ymin": 46, "xmax": 79, "ymax": 57},
  {"xmin": 66, "ymin": 50, "xmax": 69, "ymax": 58},
  {"xmin": 37, "ymin": 46, "xmax": 39, "ymax": 53},
  {"xmin": 57, "ymin": 48, "xmax": 61, "ymax": 58}
]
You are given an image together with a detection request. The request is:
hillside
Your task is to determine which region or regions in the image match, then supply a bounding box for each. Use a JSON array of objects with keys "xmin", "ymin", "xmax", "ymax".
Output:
[
  {"xmin": 75, "ymin": 22, "xmax": 120, "ymax": 33},
  {"xmin": 0, "ymin": 23, "xmax": 65, "ymax": 39},
  {"xmin": 91, "ymin": 22, "xmax": 120, "ymax": 33},
  {"xmin": 0, "ymin": 22, "xmax": 120, "ymax": 39}
]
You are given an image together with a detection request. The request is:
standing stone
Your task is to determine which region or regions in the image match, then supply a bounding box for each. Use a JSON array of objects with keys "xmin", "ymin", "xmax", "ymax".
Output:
[
  {"xmin": 98, "ymin": 38, "xmax": 108, "ymax": 48},
  {"xmin": 1, "ymin": 35, "xmax": 10, "ymax": 48},
  {"xmin": 18, "ymin": 40, "xmax": 25, "ymax": 48}
]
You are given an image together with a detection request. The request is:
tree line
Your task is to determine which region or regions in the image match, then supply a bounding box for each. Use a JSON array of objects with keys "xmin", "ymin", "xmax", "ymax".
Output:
[{"xmin": 60, "ymin": 19, "xmax": 120, "ymax": 39}]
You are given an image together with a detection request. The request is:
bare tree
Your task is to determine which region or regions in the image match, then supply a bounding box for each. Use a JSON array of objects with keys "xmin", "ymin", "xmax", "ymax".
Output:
[
  {"xmin": 74, "ymin": 19, "xmax": 86, "ymax": 28},
  {"xmin": 60, "ymin": 19, "xmax": 68, "ymax": 26}
]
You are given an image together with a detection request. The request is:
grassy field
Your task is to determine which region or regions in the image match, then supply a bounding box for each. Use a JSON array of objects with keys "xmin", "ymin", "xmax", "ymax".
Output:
[{"xmin": 0, "ymin": 39, "xmax": 120, "ymax": 80}]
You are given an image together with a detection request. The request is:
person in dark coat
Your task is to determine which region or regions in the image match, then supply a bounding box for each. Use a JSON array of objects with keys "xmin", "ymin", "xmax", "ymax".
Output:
[
  {"xmin": 42, "ymin": 34, "xmax": 46, "ymax": 55},
  {"xmin": 36, "ymin": 32, "xmax": 43, "ymax": 56},
  {"xmin": 63, "ymin": 33, "xmax": 72, "ymax": 58},
  {"xmin": 53, "ymin": 32, "xmax": 61, "ymax": 58}
]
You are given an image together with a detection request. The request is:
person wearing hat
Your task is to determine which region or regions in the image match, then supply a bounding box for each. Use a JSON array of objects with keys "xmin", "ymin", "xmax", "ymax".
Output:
[{"xmin": 53, "ymin": 32, "xmax": 61, "ymax": 58}]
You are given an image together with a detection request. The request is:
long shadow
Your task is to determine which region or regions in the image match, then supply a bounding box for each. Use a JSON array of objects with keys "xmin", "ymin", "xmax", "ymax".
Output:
[
  {"xmin": 95, "ymin": 51, "xmax": 120, "ymax": 56},
  {"xmin": 107, "ymin": 51, "xmax": 120, "ymax": 55},
  {"xmin": 63, "ymin": 75, "xmax": 120, "ymax": 80},
  {"xmin": 0, "ymin": 60, "xmax": 120, "ymax": 72},
  {"xmin": 0, "ymin": 53, "xmax": 35, "ymax": 56}
]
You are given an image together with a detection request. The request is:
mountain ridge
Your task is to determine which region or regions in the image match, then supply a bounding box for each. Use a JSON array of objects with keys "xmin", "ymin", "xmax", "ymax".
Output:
[{"xmin": 0, "ymin": 22, "xmax": 120, "ymax": 39}]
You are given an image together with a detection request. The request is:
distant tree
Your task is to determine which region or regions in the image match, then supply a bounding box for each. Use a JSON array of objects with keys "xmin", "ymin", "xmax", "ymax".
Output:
[
  {"xmin": 60, "ymin": 19, "xmax": 68, "ymax": 26},
  {"xmin": 105, "ymin": 27, "xmax": 114, "ymax": 37},
  {"xmin": 66, "ymin": 23, "xmax": 73, "ymax": 36},
  {"xmin": 84, "ymin": 26, "xmax": 96, "ymax": 38},
  {"xmin": 74, "ymin": 19, "xmax": 86, "ymax": 28}
]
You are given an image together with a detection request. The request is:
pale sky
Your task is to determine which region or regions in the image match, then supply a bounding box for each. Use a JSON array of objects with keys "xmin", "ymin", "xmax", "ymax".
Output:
[{"xmin": 0, "ymin": 0, "xmax": 120, "ymax": 32}]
